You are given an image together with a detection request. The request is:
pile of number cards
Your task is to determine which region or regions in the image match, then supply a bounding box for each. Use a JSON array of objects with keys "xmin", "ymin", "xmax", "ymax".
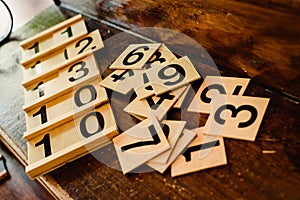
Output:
[{"xmin": 20, "ymin": 15, "xmax": 269, "ymax": 179}]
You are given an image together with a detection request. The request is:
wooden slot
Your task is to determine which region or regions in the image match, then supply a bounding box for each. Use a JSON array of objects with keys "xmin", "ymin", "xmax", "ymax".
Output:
[
  {"xmin": 24, "ymin": 79, "xmax": 108, "ymax": 140},
  {"xmin": 21, "ymin": 15, "xmax": 88, "ymax": 64},
  {"xmin": 22, "ymin": 29, "xmax": 103, "ymax": 85},
  {"xmin": 23, "ymin": 53, "xmax": 101, "ymax": 113},
  {"xmin": 26, "ymin": 103, "xmax": 118, "ymax": 180}
]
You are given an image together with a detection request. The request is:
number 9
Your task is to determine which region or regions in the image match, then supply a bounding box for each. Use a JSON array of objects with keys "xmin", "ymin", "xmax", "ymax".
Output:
[{"xmin": 158, "ymin": 64, "xmax": 186, "ymax": 86}]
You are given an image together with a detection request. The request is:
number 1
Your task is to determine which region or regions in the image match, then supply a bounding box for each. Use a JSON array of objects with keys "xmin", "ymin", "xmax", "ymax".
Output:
[{"xmin": 35, "ymin": 133, "xmax": 52, "ymax": 157}]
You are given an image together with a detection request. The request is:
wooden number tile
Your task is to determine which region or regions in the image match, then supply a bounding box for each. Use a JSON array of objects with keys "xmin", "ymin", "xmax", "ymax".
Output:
[
  {"xmin": 171, "ymin": 127, "xmax": 227, "ymax": 177},
  {"xmin": 23, "ymin": 53, "xmax": 101, "ymax": 112},
  {"xmin": 203, "ymin": 95, "xmax": 270, "ymax": 141},
  {"xmin": 52, "ymin": 18, "xmax": 87, "ymax": 44},
  {"xmin": 188, "ymin": 76, "xmax": 250, "ymax": 113},
  {"xmin": 25, "ymin": 79, "xmax": 108, "ymax": 140},
  {"xmin": 148, "ymin": 129, "xmax": 196, "ymax": 174},
  {"xmin": 26, "ymin": 103, "xmax": 118, "ymax": 179},
  {"xmin": 147, "ymin": 120, "xmax": 186, "ymax": 164},
  {"xmin": 22, "ymin": 29, "xmax": 103, "ymax": 82},
  {"xmin": 21, "ymin": 15, "xmax": 87, "ymax": 64},
  {"xmin": 147, "ymin": 56, "xmax": 201, "ymax": 96},
  {"xmin": 129, "ymin": 44, "xmax": 177, "ymax": 99},
  {"xmin": 124, "ymin": 86, "xmax": 187, "ymax": 120},
  {"xmin": 99, "ymin": 69, "xmax": 135, "ymax": 94},
  {"xmin": 65, "ymin": 29, "xmax": 104, "ymax": 58},
  {"xmin": 130, "ymin": 113, "xmax": 147, "ymax": 121},
  {"xmin": 173, "ymin": 84, "xmax": 193, "ymax": 108},
  {"xmin": 113, "ymin": 116, "xmax": 170, "ymax": 174},
  {"xmin": 109, "ymin": 43, "xmax": 161, "ymax": 70}
]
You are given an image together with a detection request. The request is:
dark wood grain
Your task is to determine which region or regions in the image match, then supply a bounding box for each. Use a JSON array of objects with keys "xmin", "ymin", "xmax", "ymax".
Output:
[
  {"xmin": 61, "ymin": 0, "xmax": 300, "ymax": 103},
  {"xmin": 0, "ymin": 143, "xmax": 53, "ymax": 200}
]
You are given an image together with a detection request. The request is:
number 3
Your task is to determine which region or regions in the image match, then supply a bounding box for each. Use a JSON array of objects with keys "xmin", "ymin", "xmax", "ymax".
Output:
[{"xmin": 214, "ymin": 104, "xmax": 258, "ymax": 128}]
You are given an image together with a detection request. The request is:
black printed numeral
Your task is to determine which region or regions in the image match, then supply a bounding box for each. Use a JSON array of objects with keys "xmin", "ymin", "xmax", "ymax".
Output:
[
  {"xmin": 121, "ymin": 124, "xmax": 161, "ymax": 152},
  {"xmin": 61, "ymin": 26, "xmax": 73, "ymax": 38},
  {"xmin": 64, "ymin": 36, "xmax": 95, "ymax": 60},
  {"xmin": 68, "ymin": 61, "xmax": 89, "ymax": 82},
  {"xmin": 32, "ymin": 81, "xmax": 45, "ymax": 97},
  {"xmin": 183, "ymin": 140, "xmax": 220, "ymax": 162},
  {"xmin": 35, "ymin": 133, "xmax": 52, "ymax": 157},
  {"xmin": 111, "ymin": 69, "xmax": 135, "ymax": 82},
  {"xmin": 214, "ymin": 104, "xmax": 258, "ymax": 128},
  {"xmin": 74, "ymin": 84, "xmax": 97, "ymax": 107},
  {"xmin": 201, "ymin": 84, "xmax": 243, "ymax": 103},
  {"xmin": 32, "ymin": 105, "xmax": 48, "ymax": 124},
  {"xmin": 158, "ymin": 64, "xmax": 186, "ymax": 86},
  {"xmin": 123, "ymin": 46, "xmax": 149, "ymax": 66},
  {"xmin": 28, "ymin": 42, "xmax": 39, "ymax": 54},
  {"xmin": 201, "ymin": 84, "xmax": 226, "ymax": 103},
  {"xmin": 80, "ymin": 111, "xmax": 105, "ymax": 138},
  {"xmin": 76, "ymin": 36, "xmax": 95, "ymax": 54},
  {"xmin": 146, "ymin": 92, "xmax": 175, "ymax": 110}
]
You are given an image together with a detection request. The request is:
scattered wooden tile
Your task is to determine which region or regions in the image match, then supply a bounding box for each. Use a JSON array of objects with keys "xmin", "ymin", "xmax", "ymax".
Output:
[
  {"xmin": 173, "ymin": 84, "xmax": 193, "ymax": 108},
  {"xmin": 124, "ymin": 86, "xmax": 187, "ymax": 120},
  {"xmin": 171, "ymin": 127, "xmax": 227, "ymax": 177},
  {"xmin": 113, "ymin": 116, "xmax": 170, "ymax": 174},
  {"xmin": 147, "ymin": 120, "xmax": 186, "ymax": 164},
  {"xmin": 203, "ymin": 95, "xmax": 270, "ymax": 141},
  {"xmin": 129, "ymin": 44, "xmax": 177, "ymax": 99},
  {"xmin": 147, "ymin": 129, "xmax": 196, "ymax": 173},
  {"xmin": 188, "ymin": 76, "xmax": 250, "ymax": 113},
  {"xmin": 146, "ymin": 56, "xmax": 201, "ymax": 96},
  {"xmin": 99, "ymin": 69, "xmax": 135, "ymax": 95},
  {"xmin": 109, "ymin": 43, "xmax": 161, "ymax": 70}
]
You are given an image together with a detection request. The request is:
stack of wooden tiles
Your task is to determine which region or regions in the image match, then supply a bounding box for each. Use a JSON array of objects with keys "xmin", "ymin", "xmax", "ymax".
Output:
[{"xmin": 20, "ymin": 15, "xmax": 118, "ymax": 179}]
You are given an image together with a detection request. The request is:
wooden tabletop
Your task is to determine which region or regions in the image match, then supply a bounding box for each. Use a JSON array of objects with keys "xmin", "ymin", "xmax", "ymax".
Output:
[{"xmin": 0, "ymin": 1, "xmax": 299, "ymax": 199}]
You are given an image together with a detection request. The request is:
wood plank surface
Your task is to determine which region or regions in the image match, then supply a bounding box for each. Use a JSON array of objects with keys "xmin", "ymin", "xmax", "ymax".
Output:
[
  {"xmin": 61, "ymin": 0, "xmax": 300, "ymax": 102},
  {"xmin": 0, "ymin": 3, "xmax": 299, "ymax": 200}
]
